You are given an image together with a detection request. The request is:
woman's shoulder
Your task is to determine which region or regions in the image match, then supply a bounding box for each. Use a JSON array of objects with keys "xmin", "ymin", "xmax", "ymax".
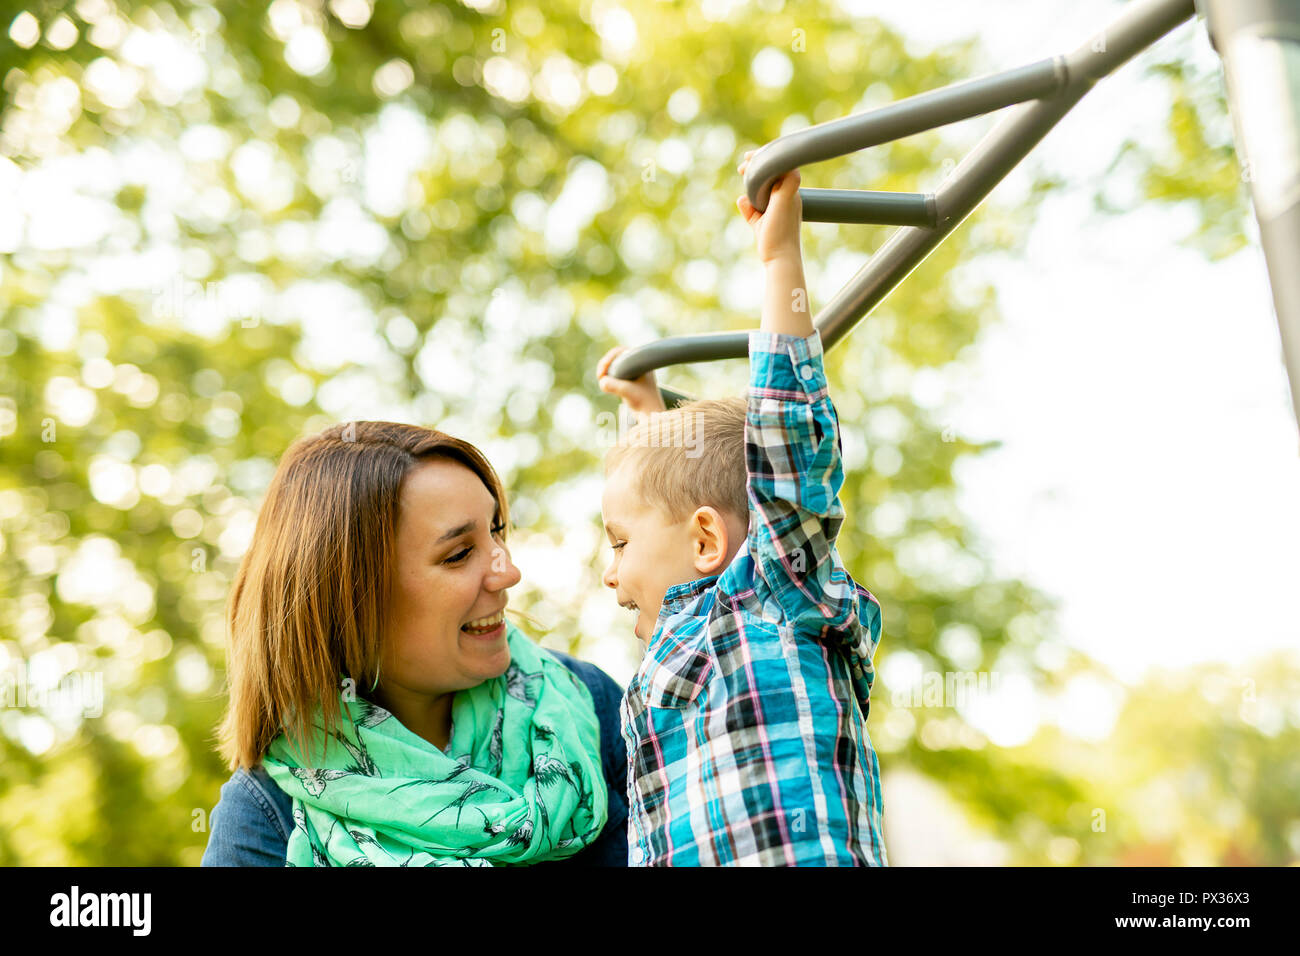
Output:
[
  {"xmin": 545, "ymin": 648, "xmax": 622, "ymax": 704},
  {"xmin": 200, "ymin": 765, "xmax": 292, "ymax": 867}
]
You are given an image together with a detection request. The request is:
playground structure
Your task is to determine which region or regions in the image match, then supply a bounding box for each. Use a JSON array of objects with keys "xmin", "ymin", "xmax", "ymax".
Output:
[{"xmin": 608, "ymin": 0, "xmax": 1300, "ymax": 431}]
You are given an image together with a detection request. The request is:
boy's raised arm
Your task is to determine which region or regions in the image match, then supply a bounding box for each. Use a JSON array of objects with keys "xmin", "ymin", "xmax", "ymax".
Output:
[
  {"xmin": 737, "ymin": 157, "xmax": 880, "ymax": 653},
  {"xmin": 735, "ymin": 161, "xmax": 813, "ymax": 341}
]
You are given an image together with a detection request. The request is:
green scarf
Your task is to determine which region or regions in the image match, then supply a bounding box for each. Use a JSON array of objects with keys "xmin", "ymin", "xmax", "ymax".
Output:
[{"xmin": 262, "ymin": 624, "xmax": 609, "ymax": 866}]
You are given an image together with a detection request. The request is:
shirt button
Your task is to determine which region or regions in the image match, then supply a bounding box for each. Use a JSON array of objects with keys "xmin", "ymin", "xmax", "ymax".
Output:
[
  {"xmin": 800, "ymin": 365, "xmax": 814, "ymax": 380},
  {"xmin": 632, "ymin": 847, "xmax": 645, "ymax": 864}
]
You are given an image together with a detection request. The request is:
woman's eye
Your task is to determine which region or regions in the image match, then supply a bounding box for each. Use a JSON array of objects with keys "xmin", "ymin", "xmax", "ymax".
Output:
[
  {"xmin": 445, "ymin": 547, "xmax": 472, "ymax": 564},
  {"xmin": 611, "ymin": 541, "xmax": 626, "ymax": 552}
]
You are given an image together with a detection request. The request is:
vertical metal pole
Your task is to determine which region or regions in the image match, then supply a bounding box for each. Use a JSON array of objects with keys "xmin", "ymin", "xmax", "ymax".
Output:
[{"xmin": 1203, "ymin": 0, "xmax": 1300, "ymax": 431}]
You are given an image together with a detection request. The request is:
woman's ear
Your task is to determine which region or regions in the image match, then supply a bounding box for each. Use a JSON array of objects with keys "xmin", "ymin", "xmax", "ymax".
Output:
[{"xmin": 690, "ymin": 507, "xmax": 731, "ymax": 574}]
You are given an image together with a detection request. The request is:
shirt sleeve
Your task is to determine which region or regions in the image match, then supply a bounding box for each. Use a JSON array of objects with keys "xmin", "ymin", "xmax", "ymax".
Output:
[
  {"xmin": 744, "ymin": 330, "xmax": 870, "ymax": 643},
  {"xmin": 200, "ymin": 768, "xmax": 291, "ymax": 867}
]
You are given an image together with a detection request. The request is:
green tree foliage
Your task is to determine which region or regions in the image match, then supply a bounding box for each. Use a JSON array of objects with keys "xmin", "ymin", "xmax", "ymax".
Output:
[
  {"xmin": 1005, "ymin": 654, "xmax": 1300, "ymax": 865},
  {"xmin": 1101, "ymin": 29, "xmax": 1253, "ymax": 260}
]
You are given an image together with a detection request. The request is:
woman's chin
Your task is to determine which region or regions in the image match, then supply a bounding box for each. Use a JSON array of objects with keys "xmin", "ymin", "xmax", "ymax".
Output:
[{"xmin": 458, "ymin": 630, "xmax": 511, "ymax": 677}]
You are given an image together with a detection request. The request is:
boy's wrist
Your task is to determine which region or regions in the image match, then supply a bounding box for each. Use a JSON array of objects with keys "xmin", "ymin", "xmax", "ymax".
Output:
[
  {"xmin": 759, "ymin": 252, "xmax": 813, "ymax": 338},
  {"xmin": 761, "ymin": 245, "xmax": 803, "ymax": 269}
]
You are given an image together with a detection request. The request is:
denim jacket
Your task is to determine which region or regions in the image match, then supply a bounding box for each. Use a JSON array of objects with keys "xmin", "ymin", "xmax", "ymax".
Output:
[{"xmin": 201, "ymin": 651, "xmax": 629, "ymax": 867}]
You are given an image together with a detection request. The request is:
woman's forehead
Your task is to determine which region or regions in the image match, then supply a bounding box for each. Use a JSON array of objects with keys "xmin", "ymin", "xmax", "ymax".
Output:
[{"xmin": 399, "ymin": 459, "xmax": 496, "ymax": 529}]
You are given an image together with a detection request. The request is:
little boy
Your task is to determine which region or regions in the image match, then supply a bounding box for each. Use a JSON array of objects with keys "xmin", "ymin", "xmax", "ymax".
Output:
[{"xmin": 594, "ymin": 156, "xmax": 887, "ymax": 866}]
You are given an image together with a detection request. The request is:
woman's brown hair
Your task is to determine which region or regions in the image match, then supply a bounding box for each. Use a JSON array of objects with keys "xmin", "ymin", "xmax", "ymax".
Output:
[{"xmin": 215, "ymin": 421, "xmax": 509, "ymax": 770}]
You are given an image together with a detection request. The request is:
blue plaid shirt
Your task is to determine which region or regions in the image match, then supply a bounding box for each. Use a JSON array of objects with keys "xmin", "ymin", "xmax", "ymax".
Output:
[{"xmin": 620, "ymin": 329, "xmax": 887, "ymax": 866}]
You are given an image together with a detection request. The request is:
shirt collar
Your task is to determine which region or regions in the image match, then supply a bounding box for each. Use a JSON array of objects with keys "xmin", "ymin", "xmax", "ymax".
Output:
[{"xmin": 660, "ymin": 574, "xmax": 719, "ymax": 615}]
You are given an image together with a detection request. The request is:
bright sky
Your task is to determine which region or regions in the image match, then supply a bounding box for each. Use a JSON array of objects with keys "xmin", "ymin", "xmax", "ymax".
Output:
[{"xmin": 838, "ymin": 0, "xmax": 1300, "ymax": 745}]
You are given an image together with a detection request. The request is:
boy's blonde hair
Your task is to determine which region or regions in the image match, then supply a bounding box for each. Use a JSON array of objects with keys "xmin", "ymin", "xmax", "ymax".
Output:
[{"xmin": 605, "ymin": 397, "xmax": 749, "ymax": 524}]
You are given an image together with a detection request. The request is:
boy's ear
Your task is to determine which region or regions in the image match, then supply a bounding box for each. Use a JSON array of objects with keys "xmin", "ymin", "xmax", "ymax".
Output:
[{"xmin": 689, "ymin": 507, "xmax": 732, "ymax": 574}]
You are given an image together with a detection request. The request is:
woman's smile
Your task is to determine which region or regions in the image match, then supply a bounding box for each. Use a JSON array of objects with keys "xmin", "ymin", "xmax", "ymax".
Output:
[{"xmin": 462, "ymin": 608, "xmax": 507, "ymax": 639}]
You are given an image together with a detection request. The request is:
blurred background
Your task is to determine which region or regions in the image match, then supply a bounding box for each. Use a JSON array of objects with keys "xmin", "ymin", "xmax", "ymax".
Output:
[{"xmin": 2, "ymin": 0, "xmax": 1297, "ymax": 866}]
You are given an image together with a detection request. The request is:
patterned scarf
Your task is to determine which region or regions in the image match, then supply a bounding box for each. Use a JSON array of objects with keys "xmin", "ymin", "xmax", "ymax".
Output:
[{"xmin": 262, "ymin": 624, "xmax": 609, "ymax": 866}]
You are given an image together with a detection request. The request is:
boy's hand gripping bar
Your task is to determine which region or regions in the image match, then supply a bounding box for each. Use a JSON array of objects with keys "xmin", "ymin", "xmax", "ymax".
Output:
[{"xmin": 608, "ymin": 0, "xmax": 1202, "ymax": 410}]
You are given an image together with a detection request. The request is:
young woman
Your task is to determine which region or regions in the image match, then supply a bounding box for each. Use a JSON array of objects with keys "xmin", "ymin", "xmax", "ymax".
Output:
[{"xmin": 201, "ymin": 421, "xmax": 627, "ymax": 866}]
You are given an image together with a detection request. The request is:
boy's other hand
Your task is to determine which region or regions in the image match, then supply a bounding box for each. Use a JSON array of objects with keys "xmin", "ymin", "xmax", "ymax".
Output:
[
  {"xmin": 737, "ymin": 150, "xmax": 802, "ymax": 265},
  {"xmin": 598, "ymin": 346, "xmax": 668, "ymax": 415}
]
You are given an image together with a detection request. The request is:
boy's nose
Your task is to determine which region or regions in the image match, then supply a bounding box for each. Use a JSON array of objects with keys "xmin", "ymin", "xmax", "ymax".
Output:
[{"xmin": 601, "ymin": 558, "xmax": 617, "ymax": 590}]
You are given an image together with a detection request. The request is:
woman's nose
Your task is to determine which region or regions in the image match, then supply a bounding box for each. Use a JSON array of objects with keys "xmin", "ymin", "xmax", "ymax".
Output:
[
  {"xmin": 487, "ymin": 545, "xmax": 522, "ymax": 589},
  {"xmin": 602, "ymin": 557, "xmax": 617, "ymax": 590}
]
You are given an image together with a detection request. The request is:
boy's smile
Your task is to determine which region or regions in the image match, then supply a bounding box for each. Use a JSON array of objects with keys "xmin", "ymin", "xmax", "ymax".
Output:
[{"xmin": 600, "ymin": 464, "xmax": 701, "ymax": 644}]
